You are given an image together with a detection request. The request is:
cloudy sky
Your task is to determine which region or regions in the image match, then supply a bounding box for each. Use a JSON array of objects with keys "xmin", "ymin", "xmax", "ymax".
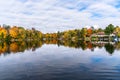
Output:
[{"xmin": 0, "ymin": 0, "xmax": 120, "ymax": 32}]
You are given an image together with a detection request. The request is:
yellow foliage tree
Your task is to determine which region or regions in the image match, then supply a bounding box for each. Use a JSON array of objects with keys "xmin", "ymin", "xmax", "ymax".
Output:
[
  {"xmin": 9, "ymin": 26, "xmax": 18, "ymax": 38},
  {"xmin": 0, "ymin": 27, "xmax": 7, "ymax": 38}
]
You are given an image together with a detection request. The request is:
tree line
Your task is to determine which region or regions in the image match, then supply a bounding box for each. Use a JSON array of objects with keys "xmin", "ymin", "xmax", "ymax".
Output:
[
  {"xmin": 0, "ymin": 24, "xmax": 120, "ymax": 42},
  {"xmin": 44, "ymin": 24, "xmax": 120, "ymax": 41},
  {"xmin": 0, "ymin": 24, "xmax": 43, "ymax": 42}
]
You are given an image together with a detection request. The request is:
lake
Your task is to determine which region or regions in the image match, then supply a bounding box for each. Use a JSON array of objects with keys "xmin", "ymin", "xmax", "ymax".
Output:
[{"xmin": 0, "ymin": 41, "xmax": 120, "ymax": 80}]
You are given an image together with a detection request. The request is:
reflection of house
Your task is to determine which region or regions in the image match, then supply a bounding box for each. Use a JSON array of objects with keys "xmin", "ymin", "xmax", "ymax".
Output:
[{"xmin": 91, "ymin": 41, "xmax": 115, "ymax": 45}]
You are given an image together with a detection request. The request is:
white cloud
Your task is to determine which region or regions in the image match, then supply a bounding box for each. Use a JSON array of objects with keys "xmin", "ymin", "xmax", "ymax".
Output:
[{"xmin": 0, "ymin": 0, "xmax": 120, "ymax": 33}]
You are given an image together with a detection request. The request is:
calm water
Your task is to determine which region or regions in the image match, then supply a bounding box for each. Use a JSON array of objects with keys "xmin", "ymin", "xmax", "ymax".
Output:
[{"xmin": 0, "ymin": 43, "xmax": 120, "ymax": 80}]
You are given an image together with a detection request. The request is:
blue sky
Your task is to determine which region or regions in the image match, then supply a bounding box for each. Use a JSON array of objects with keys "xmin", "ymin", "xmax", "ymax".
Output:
[{"xmin": 0, "ymin": 0, "xmax": 120, "ymax": 32}]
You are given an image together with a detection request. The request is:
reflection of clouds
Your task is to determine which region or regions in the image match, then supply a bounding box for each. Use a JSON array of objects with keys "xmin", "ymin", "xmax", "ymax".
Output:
[
  {"xmin": 0, "ymin": 44, "xmax": 120, "ymax": 79},
  {"xmin": 94, "ymin": 47, "xmax": 99, "ymax": 51},
  {"xmin": 91, "ymin": 56, "xmax": 104, "ymax": 63}
]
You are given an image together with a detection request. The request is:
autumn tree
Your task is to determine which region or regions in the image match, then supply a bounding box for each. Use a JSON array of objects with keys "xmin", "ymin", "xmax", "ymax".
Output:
[
  {"xmin": 9, "ymin": 26, "xmax": 19, "ymax": 39},
  {"xmin": 114, "ymin": 26, "xmax": 120, "ymax": 37},
  {"xmin": 87, "ymin": 28, "xmax": 92, "ymax": 37},
  {"xmin": 0, "ymin": 27, "xmax": 7, "ymax": 39}
]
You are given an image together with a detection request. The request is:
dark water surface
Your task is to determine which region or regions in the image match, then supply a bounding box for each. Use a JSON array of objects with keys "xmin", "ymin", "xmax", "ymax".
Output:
[{"xmin": 0, "ymin": 44, "xmax": 120, "ymax": 80}]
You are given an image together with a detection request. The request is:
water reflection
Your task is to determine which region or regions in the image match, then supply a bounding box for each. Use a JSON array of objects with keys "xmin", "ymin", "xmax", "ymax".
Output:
[
  {"xmin": 0, "ymin": 40, "xmax": 119, "ymax": 55},
  {"xmin": 0, "ymin": 40, "xmax": 120, "ymax": 80}
]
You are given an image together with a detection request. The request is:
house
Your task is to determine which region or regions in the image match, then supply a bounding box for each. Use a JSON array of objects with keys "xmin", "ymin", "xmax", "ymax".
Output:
[{"xmin": 97, "ymin": 32, "xmax": 105, "ymax": 35}]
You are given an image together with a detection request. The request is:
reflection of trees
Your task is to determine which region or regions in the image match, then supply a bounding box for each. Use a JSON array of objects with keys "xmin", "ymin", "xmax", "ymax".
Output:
[
  {"xmin": 0, "ymin": 41, "xmax": 43, "ymax": 56},
  {"xmin": 104, "ymin": 43, "xmax": 115, "ymax": 54},
  {"xmin": 0, "ymin": 40, "xmax": 120, "ymax": 56},
  {"xmin": 0, "ymin": 42, "xmax": 7, "ymax": 54},
  {"xmin": 10, "ymin": 42, "xmax": 19, "ymax": 53}
]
